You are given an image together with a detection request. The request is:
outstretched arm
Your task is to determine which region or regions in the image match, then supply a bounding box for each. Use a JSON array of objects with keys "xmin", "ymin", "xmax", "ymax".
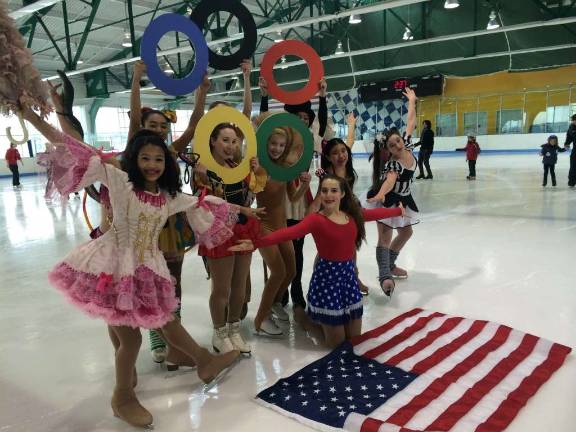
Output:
[
  {"xmin": 171, "ymin": 74, "xmax": 210, "ymax": 153},
  {"xmin": 362, "ymin": 206, "xmax": 404, "ymax": 222},
  {"xmin": 403, "ymin": 87, "xmax": 417, "ymax": 138},
  {"xmin": 241, "ymin": 59, "xmax": 253, "ymax": 118},
  {"xmin": 128, "ymin": 61, "xmax": 147, "ymax": 141},
  {"xmin": 366, "ymin": 171, "xmax": 398, "ymax": 203}
]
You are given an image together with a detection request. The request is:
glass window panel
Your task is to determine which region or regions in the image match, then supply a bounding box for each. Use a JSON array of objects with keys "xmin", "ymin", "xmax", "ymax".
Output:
[
  {"xmin": 496, "ymin": 109, "xmax": 525, "ymax": 134},
  {"xmin": 477, "ymin": 95, "xmax": 500, "ymax": 134},
  {"xmin": 463, "ymin": 112, "xmax": 487, "ymax": 135},
  {"xmin": 547, "ymin": 90, "xmax": 570, "ymax": 133},
  {"xmin": 435, "ymin": 113, "xmax": 457, "ymax": 136},
  {"xmin": 525, "ymin": 91, "xmax": 547, "ymax": 133}
]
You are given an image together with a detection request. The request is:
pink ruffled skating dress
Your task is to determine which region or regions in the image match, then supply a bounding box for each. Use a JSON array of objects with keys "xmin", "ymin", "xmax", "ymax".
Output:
[{"xmin": 47, "ymin": 134, "xmax": 237, "ymax": 329}]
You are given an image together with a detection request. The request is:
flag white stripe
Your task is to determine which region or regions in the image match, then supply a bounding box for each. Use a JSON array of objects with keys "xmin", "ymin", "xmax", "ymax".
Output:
[
  {"xmin": 375, "ymin": 316, "xmax": 451, "ymax": 364},
  {"xmin": 353, "ymin": 310, "xmax": 435, "ymax": 356},
  {"xmin": 394, "ymin": 318, "xmax": 475, "ymax": 371},
  {"xmin": 358, "ymin": 322, "xmax": 500, "ymax": 429},
  {"xmin": 405, "ymin": 328, "xmax": 525, "ymax": 430},
  {"xmin": 449, "ymin": 338, "xmax": 554, "ymax": 432}
]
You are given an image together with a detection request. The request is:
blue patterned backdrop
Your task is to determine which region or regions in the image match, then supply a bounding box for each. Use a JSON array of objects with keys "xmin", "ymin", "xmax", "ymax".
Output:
[{"xmin": 327, "ymin": 88, "xmax": 408, "ymax": 140}]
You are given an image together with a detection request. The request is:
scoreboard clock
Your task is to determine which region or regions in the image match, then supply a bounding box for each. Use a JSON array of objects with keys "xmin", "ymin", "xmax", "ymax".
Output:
[{"xmin": 359, "ymin": 75, "xmax": 444, "ymax": 102}]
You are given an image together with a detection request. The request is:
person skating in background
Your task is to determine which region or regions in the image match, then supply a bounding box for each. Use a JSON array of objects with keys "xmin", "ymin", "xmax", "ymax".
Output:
[
  {"xmin": 5, "ymin": 142, "xmax": 23, "ymax": 188},
  {"xmin": 456, "ymin": 134, "xmax": 481, "ymax": 180},
  {"xmin": 541, "ymin": 135, "xmax": 566, "ymax": 187},
  {"xmin": 564, "ymin": 114, "xmax": 576, "ymax": 187},
  {"xmin": 414, "ymin": 120, "xmax": 434, "ymax": 180}
]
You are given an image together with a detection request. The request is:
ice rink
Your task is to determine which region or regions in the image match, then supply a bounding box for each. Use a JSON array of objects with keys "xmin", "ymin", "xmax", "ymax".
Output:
[{"xmin": 0, "ymin": 153, "xmax": 574, "ymax": 432}]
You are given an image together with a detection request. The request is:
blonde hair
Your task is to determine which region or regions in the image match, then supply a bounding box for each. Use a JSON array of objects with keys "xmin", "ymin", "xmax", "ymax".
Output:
[{"xmin": 268, "ymin": 127, "xmax": 293, "ymax": 166}]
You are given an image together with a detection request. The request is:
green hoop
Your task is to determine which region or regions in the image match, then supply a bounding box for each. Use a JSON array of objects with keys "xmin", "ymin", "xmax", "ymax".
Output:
[{"xmin": 256, "ymin": 113, "xmax": 314, "ymax": 181}]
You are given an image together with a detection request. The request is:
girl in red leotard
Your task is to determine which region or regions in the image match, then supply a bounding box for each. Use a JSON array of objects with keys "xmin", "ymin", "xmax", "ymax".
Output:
[{"xmin": 229, "ymin": 175, "xmax": 404, "ymax": 348}]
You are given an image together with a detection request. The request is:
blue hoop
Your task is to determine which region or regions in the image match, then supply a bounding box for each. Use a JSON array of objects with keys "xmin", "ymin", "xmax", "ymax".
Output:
[{"xmin": 141, "ymin": 13, "xmax": 209, "ymax": 96}]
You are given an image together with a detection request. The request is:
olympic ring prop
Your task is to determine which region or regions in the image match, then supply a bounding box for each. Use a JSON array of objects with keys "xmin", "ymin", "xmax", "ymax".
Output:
[
  {"xmin": 190, "ymin": 0, "xmax": 257, "ymax": 70},
  {"xmin": 194, "ymin": 106, "xmax": 257, "ymax": 184},
  {"xmin": 256, "ymin": 113, "xmax": 314, "ymax": 181},
  {"xmin": 141, "ymin": 13, "xmax": 209, "ymax": 96},
  {"xmin": 260, "ymin": 40, "xmax": 324, "ymax": 105}
]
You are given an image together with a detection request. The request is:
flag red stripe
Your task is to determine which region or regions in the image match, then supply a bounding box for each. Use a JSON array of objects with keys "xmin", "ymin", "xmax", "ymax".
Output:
[
  {"xmin": 411, "ymin": 320, "xmax": 488, "ymax": 374},
  {"xmin": 352, "ymin": 308, "xmax": 424, "ymax": 346},
  {"xmin": 359, "ymin": 417, "xmax": 385, "ymax": 432},
  {"xmin": 385, "ymin": 317, "xmax": 465, "ymax": 367},
  {"xmin": 426, "ymin": 333, "xmax": 539, "ymax": 431},
  {"xmin": 475, "ymin": 343, "xmax": 572, "ymax": 432},
  {"xmin": 363, "ymin": 313, "xmax": 445, "ymax": 360},
  {"xmin": 385, "ymin": 325, "xmax": 513, "ymax": 427}
]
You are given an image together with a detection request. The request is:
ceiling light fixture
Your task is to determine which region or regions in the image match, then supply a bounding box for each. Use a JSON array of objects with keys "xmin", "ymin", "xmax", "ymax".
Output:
[
  {"xmin": 402, "ymin": 26, "xmax": 413, "ymax": 41},
  {"xmin": 274, "ymin": 30, "xmax": 283, "ymax": 43},
  {"xmin": 280, "ymin": 56, "xmax": 288, "ymax": 69},
  {"xmin": 163, "ymin": 62, "xmax": 174, "ymax": 75},
  {"xmin": 349, "ymin": 14, "xmax": 362, "ymax": 24},
  {"xmin": 487, "ymin": 11, "xmax": 500, "ymax": 30},
  {"xmin": 335, "ymin": 40, "xmax": 345, "ymax": 55},
  {"xmin": 444, "ymin": 0, "xmax": 459, "ymax": 9},
  {"xmin": 121, "ymin": 32, "xmax": 133, "ymax": 48}
]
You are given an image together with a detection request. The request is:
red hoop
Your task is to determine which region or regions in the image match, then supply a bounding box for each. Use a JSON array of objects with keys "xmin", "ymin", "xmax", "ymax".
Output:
[{"xmin": 260, "ymin": 40, "xmax": 324, "ymax": 105}]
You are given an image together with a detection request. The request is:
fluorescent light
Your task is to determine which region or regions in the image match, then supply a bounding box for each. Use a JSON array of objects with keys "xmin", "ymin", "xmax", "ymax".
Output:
[
  {"xmin": 349, "ymin": 14, "xmax": 362, "ymax": 24},
  {"xmin": 77, "ymin": 60, "xmax": 84, "ymax": 65},
  {"xmin": 444, "ymin": 0, "xmax": 459, "ymax": 9},
  {"xmin": 403, "ymin": 26, "xmax": 413, "ymax": 40},
  {"xmin": 335, "ymin": 40, "xmax": 345, "ymax": 55},
  {"xmin": 163, "ymin": 62, "xmax": 174, "ymax": 75},
  {"xmin": 487, "ymin": 11, "xmax": 500, "ymax": 30},
  {"xmin": 274, "ymin": 31, "xmax": 283, "ymax": 43},
  {"xmin": 280, "ymin": 56, "xmax": 288, "ymax": 69},
  {"xmin": 122, "ymin": 32, "xmax": 133, "ymax": 48}
]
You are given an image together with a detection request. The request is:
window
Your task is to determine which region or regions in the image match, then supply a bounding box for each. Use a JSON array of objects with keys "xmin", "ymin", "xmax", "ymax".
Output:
[
  {"xmin": 497, "ymin": 109, "xmax": 524, "ymax": 134},
  {"xmin": 463, "ymin": 112, "xmax": 487, "ymax": 135},
  {"xmin": 547, "ymin": 105, "xmax": 570, "ymax": 133},
  {"xmin": 435, "ymin": 113, "xmax": 457, "ymax": 136}
]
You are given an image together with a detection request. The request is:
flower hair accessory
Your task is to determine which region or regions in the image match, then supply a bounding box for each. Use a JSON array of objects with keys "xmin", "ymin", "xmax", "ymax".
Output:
[{"xmin": 161, "ymin": 109, "xmax": 177, "ymax": 123}]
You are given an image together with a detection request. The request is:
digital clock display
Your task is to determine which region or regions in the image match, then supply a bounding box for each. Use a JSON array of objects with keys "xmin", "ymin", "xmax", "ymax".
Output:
[{"xmin": 359, "ymin": 75, "xmax": 444, "ymax": 102}]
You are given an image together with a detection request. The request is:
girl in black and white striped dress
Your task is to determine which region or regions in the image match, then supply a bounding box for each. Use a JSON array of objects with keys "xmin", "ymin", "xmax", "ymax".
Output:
[{"xmin": 363, "ymin": 88, "xmax": 419, "ymax": 297}]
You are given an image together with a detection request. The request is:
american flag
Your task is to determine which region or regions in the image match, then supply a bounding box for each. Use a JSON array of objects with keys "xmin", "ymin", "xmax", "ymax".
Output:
[{"xmin": 257, "ymin": 308, "xmax": 571, "ymax": 432}]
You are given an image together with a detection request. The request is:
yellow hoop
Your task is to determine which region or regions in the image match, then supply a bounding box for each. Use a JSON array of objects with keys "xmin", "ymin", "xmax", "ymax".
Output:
[{"xmin": 194, "ymin": 106, "xmax": 257, "ymax": 184}]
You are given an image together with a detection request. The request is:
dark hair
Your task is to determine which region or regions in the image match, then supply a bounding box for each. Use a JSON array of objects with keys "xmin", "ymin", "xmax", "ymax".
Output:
[
  {"xmin": 423, "ymin": 120, "xmax": 432, "ymax": 129},
  {"xmin": 140, "ymin": 108, "xmax": 171, "ymax": 127},
  {"xmin": 318, "ymin": 175, "xmax": 366, "ymax": 250},
  {"xmin": 371, "ymin": 137, "xmax": 388, "ymax": 193},
  {"xmin": 572, "ymin": 114, "xmax": 576, "ymax": 121},
  {"xmin": 121, "ymin": 130, "xmax": 182, "ymax": 197},
  {"xmin": 321, "ymin": 138, "xmax": 358, "ymax": 190}
]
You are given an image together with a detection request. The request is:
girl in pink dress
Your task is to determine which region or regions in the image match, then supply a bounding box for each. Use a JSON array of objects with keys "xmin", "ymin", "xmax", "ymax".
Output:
[{"xmin": 22, "ymin": 107, "xmax": 241, "ymax": 428}]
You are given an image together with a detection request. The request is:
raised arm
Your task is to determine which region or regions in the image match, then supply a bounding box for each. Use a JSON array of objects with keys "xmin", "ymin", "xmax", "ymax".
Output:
[
  {"xmin": 171, "ymin": 74, "xmax": 210, "ymax": 153},
  {"xmin": 128, "ymin": 61, "xmax": 147, "ymax": 141},
  {"xmin": 318, "ymin": 78, "xmax": 328, "ymax": 138},
  {"xmin": 346, "ymin": 112, "xmax": 357, "ymax": 148},
  {"xmin": 256, "ymin": 215, "xmax": 315, "ymax": 248},
  {"xmin": 48, "ymin": 82, "xmax": 83, "ymax": 141},
  {"xmin": 241, "ymin": 59, "xmax": 253, "ymax": 119},
  {"xmin": 22, "ymin": 106, "xmax": 64, "ymax": 144},
  {"xmin": 258, "ymin": 77, "xmax": 269, "ymax": 114},
  {"xmin": 403, "ymin": 88, "xmax": 417, "ymax": 138}
]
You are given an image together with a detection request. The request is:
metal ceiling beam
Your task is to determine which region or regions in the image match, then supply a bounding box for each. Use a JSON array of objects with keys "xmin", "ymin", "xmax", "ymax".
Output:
[
  {"xmin": 73, "ymin": 0, "xmax": 102, "ymax": 67},
  {"xmin": 206, "ymin": 43, "xmax": 576, "ymax": 97},
  {"xmin": 44, "ymin": 0, "xmax": 430, "ymax": 80},
  {"xmin": 9, "ymin": 0, "xmax": 64, "ymax": 20},
  {"xmin": 199, "ymin": 14, "xmax": 576, "ymax": 83}
]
